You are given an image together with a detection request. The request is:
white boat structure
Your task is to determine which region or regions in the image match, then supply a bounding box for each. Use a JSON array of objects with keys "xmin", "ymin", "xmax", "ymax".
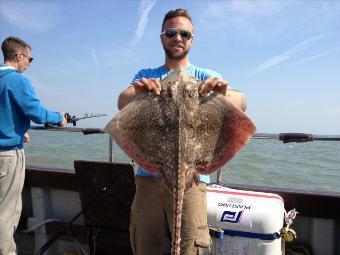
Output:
[{"xmin": 15, "ymin": 128, "xmax": 340, "ymax": 255}]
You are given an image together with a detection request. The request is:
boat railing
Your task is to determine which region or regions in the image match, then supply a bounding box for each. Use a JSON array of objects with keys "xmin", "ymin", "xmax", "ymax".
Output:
[
  {"xmin": 30, "ymin": 126, "xmax": 340, "ymax": 184},
  {"xmin": 30, "ymin": 126, "xmax": 113, "ymax": 162}
]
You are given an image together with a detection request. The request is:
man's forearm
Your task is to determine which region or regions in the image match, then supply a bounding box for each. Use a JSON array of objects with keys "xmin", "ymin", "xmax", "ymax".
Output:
[
  {"xmin": 226, "ymin": 89, "xmax": 247, "ymax": 112},
  {"xmin": 117, "ymin": 86, "xmax": 137, "ymax": 110}
]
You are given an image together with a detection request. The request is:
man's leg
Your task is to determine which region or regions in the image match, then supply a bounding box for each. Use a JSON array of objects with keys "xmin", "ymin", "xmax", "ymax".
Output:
[
  {"xmin": 130, "ymin": 176, "xmax": 167, "ymax": 255},
  {"xmin": 0, "ymin": 149, "xmax": 25, "ymax": 255}
]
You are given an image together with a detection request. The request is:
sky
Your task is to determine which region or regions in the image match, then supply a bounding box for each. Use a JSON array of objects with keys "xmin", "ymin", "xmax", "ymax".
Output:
[{"xmin": 1, "ymin": 0, "xmax": 339, "ymax": 134}]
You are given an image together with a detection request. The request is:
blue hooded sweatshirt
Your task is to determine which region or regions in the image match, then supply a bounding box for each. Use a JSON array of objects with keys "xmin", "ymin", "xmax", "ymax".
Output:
[{"xmin": 0, "ymin": 64, "xmax": 62, "ymax": 150}]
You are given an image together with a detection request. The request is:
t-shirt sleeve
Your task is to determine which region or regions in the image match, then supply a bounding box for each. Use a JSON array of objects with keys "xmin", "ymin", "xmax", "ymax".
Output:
[
  {"xmin": 202, "ymin": 69, "xmax": 223, "ymax": 80},
  {"xmin": 131, "ymin": 69, "xmax": 151, "ymax": 84}
]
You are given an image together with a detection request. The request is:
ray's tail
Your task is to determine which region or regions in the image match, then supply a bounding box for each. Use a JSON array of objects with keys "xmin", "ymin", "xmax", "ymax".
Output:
[{"xmin": 171, "ymin": 171, "xmax": 186, "ymax": 255}]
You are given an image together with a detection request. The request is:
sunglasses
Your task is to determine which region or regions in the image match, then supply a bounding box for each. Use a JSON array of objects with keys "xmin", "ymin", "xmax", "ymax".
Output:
[
  {"xmin": 18, "ymin": 53, "xmax": 34, "ymax": 63},
  {"xmin": 160, "ymin": 28, "xmax": 194, "ymax": 40}
]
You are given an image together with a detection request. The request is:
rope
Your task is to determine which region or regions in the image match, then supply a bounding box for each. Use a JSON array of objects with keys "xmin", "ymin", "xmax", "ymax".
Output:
[
  {"xmin": 284, "ymin": 208, "xmax": 298, "ymax": 228},
  {"xmin": 18, "ymin": 218, "xmax": 62, "ymax": 234}
]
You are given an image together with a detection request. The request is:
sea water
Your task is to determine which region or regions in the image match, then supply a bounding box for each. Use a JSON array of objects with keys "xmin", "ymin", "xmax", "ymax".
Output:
[{"xmin": 25, "ymin": 129, "xmax": 340, "ymax": 193}]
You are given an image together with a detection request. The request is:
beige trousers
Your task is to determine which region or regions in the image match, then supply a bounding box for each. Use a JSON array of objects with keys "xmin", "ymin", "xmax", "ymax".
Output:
[
  {"xmin": 130, "ymin": 175, "xmax": 211, "ymax": 255},
  {"xmin": 0, "ymin": 149, "xmax": 25, "ymax": 255}
]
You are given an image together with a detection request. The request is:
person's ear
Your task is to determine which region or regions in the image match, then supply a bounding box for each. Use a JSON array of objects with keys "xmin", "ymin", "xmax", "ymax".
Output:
[{"xmin": 15, "ymin": 53, "xmax": 21, "ymax": 62}]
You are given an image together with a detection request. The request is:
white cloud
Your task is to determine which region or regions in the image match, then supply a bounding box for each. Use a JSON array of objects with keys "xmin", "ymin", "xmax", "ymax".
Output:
[
  {"xmin": 252, "ymin": 34, "xmax": 330, "ymax": 73},
  {"xmin": 91, "ymin": 48, "xmax": 101, "ymax": 76},
  {"xmin": 292, "ymin": 47, "xmax": 340, "ymax": 66},
  {"xmin": 252, "ymin": 55, "xmax": 289, "ymax": 74},
  {"xmin": 228, "ymin": 1, "xmax": 286, "ymax": 17},
  {"xmin": 130, "ymin": 0, "xmax": 157, "ymax": 46},
  {"xmin": 198, "ymin": 1, "xmax": 339, "ymax": 44},
  {"xmin": 0, "ymin": 1, "xmax": 61, "ymax": 33},
  {"xmin": 201, "ymin": 1, "xmax": 287, "ymax": 30}
]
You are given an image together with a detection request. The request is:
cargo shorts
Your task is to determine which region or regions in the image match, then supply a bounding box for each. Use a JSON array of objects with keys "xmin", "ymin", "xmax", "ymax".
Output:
[
  {"xmin": 0, "ymin": 149, "xmax": 25, "ymax": 255},
  {"xmin": 130, "ymin": 175, "xmax": 211, "ymax": 255}
]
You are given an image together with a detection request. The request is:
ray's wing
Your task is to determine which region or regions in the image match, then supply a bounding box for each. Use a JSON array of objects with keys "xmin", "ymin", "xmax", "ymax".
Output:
[
  {"xmin": 105, "ymin": 94, "xmax": 176, "ymax": 174},
  {"xmin": 193, "ymin": 93, "xmax": 256, "ymax": 174}
]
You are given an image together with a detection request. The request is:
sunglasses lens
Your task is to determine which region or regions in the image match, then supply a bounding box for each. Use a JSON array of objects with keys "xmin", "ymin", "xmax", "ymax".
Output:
[
  {"xmin": 165, "ymin": 28, "xmax": 178, "ymax": 39},
  {"xmin": 29, "ymin": 58, "xmax": 33, "ymax": 63},
  {"xmin": 163, "ymin": 28, "xmax": 193, "ymax": 40},
  {"xmin": 180, "ymin": 30, "xmax": 192, "ymax": 40}
]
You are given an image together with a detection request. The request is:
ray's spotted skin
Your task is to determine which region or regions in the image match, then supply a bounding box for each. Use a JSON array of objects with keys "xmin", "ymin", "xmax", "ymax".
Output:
[{"xmin": 105, "ymin": 69, "xmax": 256, "ymax": 255}]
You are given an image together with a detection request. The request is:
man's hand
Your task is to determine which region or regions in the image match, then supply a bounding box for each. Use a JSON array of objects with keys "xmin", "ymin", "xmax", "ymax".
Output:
[
  {"xmin": 24, "ymin": 133, "xmax": 30, "ymax": 143},
  {"xmin": 198, "ymin": 77, "xmax": 228, "ymax": 96},
  {"xmin": 132, "ymin": 78, "xmax": 161, "ymax": 96},
  {"xmin": 118, "ymin": 79, "xmax": 161, "ymax": 110},
  {"xmin": 59, "ymin": 112, "xmax": 67, "ymax": 127}
]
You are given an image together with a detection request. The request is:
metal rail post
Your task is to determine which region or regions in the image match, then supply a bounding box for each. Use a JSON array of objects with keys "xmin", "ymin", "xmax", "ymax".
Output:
[
  {"xmin": 217, "ymin": 170, "xmax": 222, "ymax": 183},
  {"xmin": 109, "ymin": 136, "xmax": 113, "ymax": 162}
]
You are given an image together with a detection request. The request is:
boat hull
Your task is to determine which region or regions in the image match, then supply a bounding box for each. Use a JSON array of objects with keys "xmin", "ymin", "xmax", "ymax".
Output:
[{"xmin": 16, "ymin": 161, "xmax": 340, "ymax": 255}]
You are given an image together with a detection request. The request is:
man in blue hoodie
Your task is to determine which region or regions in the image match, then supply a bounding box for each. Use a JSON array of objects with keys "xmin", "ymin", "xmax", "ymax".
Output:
[{"xmin": 0, "ymin": 36, "xmax": 66, "ymax": 254}]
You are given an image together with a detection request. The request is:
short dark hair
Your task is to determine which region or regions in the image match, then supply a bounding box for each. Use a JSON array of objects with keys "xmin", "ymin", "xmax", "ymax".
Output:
[
  {"xmin": 162, "ymin": 8, "xmax": 193, "ymax": 30},
  {"xmin": 1, "ymin": 36, "xmax": 31, "ymax": 61}
]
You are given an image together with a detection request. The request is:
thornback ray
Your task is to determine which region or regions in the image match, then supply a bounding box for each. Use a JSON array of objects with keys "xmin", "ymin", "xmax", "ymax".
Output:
[{"xmin": 105, "ymin": 68, "xmax": 256, "ymax": 255}]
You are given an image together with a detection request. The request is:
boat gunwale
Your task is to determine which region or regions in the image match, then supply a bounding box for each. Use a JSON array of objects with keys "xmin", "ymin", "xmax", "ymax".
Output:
[{"xmin": 25, "ymin": 164, "xmax": 340, "ymax": 220}]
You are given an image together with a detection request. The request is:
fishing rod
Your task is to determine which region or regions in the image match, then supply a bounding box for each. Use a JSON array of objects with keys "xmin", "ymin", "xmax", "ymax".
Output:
[
  {"xmin": 44, "ymin": 113, "xmax": 107, "ymax": 128},
  {"xmin": 253, "ymin": 133, "xmax": 340, "ymax": 143},
  {"xmin": 66, "ymin": 113, "xmax": 107, "ymax": 126},
  {"xmin": 30, "ymin": 126, "xmax": 106, "ymax": 135}
]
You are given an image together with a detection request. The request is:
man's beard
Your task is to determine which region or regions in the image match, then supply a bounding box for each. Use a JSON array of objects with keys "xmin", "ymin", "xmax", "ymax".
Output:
[{"xmin": 163, "ymin": 46, "xmax": 190, "ymax": 60}]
